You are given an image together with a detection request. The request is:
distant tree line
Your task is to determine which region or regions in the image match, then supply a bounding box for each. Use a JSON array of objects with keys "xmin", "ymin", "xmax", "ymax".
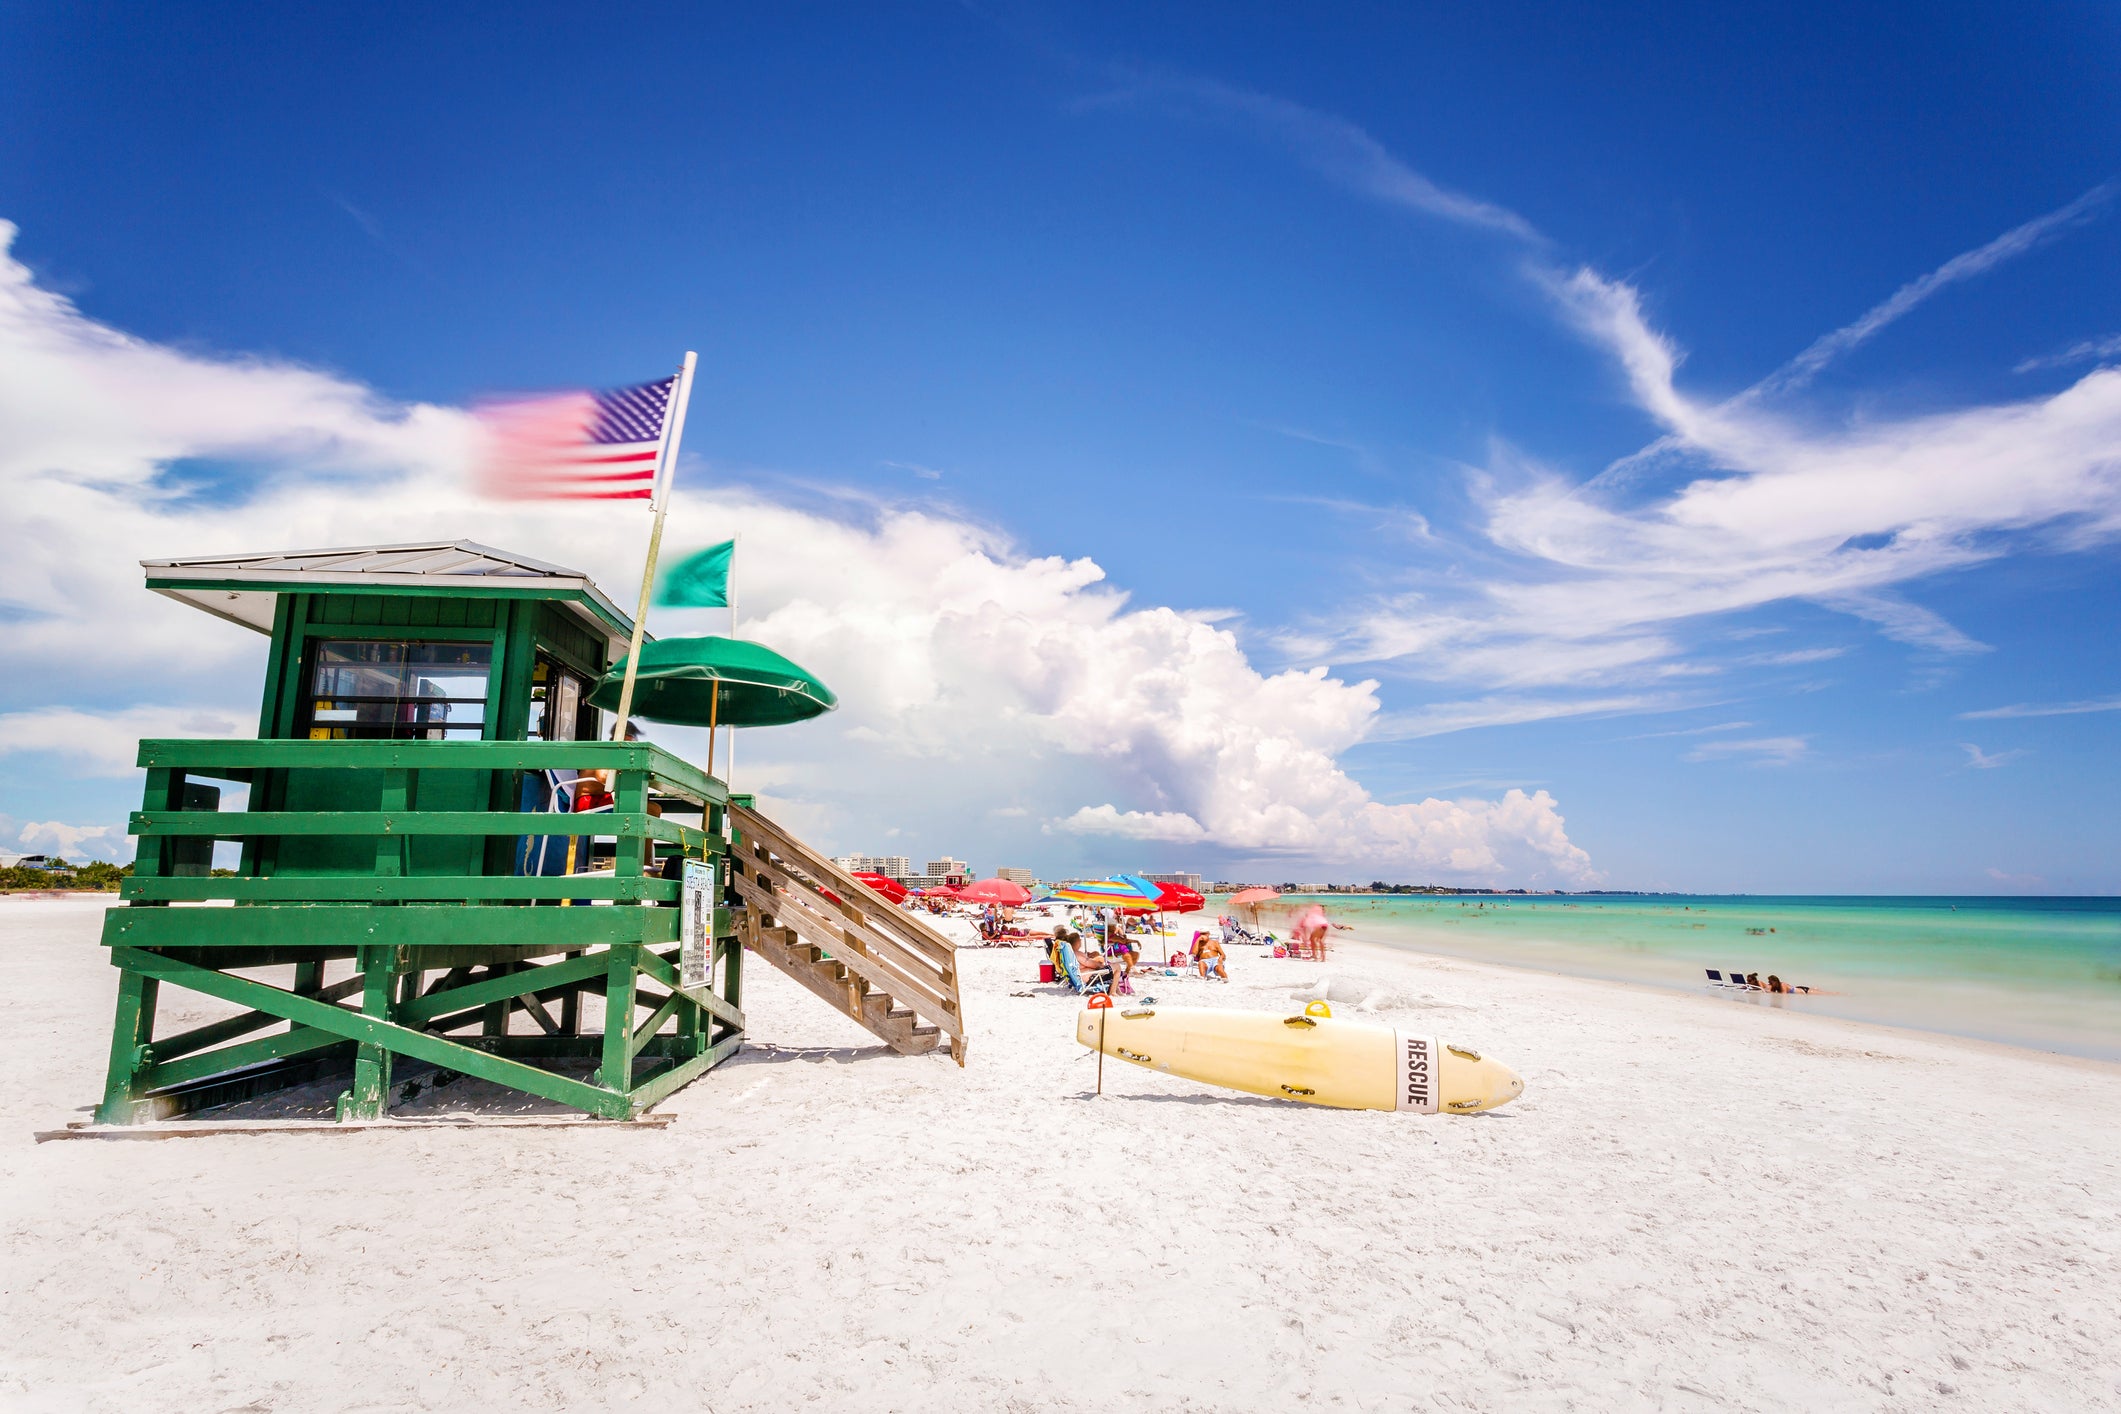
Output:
[{"xmin": 0, "ymin": 859, "xmax": 235, "ymax": 891}]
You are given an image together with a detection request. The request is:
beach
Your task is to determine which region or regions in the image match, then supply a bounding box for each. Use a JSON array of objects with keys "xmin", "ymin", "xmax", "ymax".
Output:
[{"xmin": 4, "ymin": 894, "xmax": 2120, "ymax": 1412}]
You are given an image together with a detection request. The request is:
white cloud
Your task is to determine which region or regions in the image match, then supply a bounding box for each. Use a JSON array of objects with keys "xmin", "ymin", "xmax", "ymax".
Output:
[
  {"xmin": 1985, "ymin": 866, "xmax": 2046, "ymax": 889},
  {"xmin": 1686, "ymin": 736, "xmax": 1809, "ymax": 766},
  {"xmin": 19, "ymin": 820, "xmax": 118, "ymax": 858},
  {"xmin": 1959, "ymin": 695, "xmax": 2121, "ymax": 720},
  {"xmin": 2015, "ymin": 333, "xmax": 2121, "ymax": 375},
  {"xmin": 0, "ymin": 705, "xmax": 249, "ymax": 775},
  {"xmin": 1960, "ymin": 743, "xmax": 2026, "ymax": 770},
  {"xmin": 1056, "ymin": 806, "xmax": 1207, "ymax": 842},
  {"xmin": 0, "ymin": 219, "xmax": 1595, "ymax": 885},
  {"xmin": 1179, "ymin": 99, "xmax": 2119, "ymax": 701},
  {"xmin": 1759, "ymin": 184, "xmax": 2113, "ymax": 395},
  {"xmin": 1373, "ymin": 693, "xmax": 1689, "ymax": 740},
  {"xmin": 1328, "ymin": 270, "xmax": 2121, "ymax": 687},
  {"xmin": 1142, "ymin": 76, "xmax": 1542, "ymax": 242}
]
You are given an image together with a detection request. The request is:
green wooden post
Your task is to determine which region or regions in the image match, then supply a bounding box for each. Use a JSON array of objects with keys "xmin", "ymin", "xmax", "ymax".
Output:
[
  {"xmin": 337, "ymin": 944, "xmax": 396, "ymax": 1121},
  {"xmin": 600, "ymin": 944, "xmax": 639, "ymax": 1096},
  {"xmin": 481, "ymin": 960, "xmax": 513, "ymax": 1037},
  {"xmin": 719, "ymin": 933, "xmax": 743, "ymax": 1016},
  {"xmin": 131, "ymin": 767, "xmax": 182, "ymax": 901},
  {"xmin": 293, "ymin": 959, "xmax": 326, "ymax": 995},
  {"xmin": 376, "ymin": 768, "xmax": 415, "ymax": 878},
  {"xmin": 560, "ymin": 950, "xmax": 583, "ymax": 1034},
  {"xmin": 94, "ymin": 969, "xmax": 161, "ymax": 1125}
]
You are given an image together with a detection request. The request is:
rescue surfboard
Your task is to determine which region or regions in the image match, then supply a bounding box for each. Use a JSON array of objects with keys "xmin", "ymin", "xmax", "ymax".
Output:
[{"xmin": 1073, "ymin": 1000, "xmax": 1523, "ymax": 1113}]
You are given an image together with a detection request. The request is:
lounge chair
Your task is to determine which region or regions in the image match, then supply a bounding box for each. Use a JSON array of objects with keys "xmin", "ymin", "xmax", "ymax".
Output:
[
  {"xmin": 1729, "ymin": 967, "xmax": 1754, "ymax": 988},
  {"xmin": 1705, "ymin": 969, "xmax": 1724, "ymax": 984}
]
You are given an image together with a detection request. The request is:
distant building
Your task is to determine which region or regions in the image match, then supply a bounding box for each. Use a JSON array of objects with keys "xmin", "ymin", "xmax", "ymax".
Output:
[
  {"xmin": 1142, "ymin": 871, "xmax": 1203, "ymax": 893},
  {"xmin": 843, "ymin": 854, "xmax": 914, "ymax": 881},
  {"xmin": 923, "ymin": 856, "xmax": 972, "ymax": 887},
  {"xmin": 994, "ymin": 866, "xmax": 1035, "ymax": 886}
]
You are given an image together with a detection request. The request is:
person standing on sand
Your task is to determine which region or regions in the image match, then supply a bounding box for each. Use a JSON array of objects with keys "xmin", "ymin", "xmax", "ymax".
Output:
[{"xmin": 1293, "ymin": 903, "xmax": 1329, "ymax": 960}]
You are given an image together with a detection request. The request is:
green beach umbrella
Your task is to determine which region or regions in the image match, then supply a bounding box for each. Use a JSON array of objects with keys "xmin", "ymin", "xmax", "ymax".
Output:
[{"xmin": 588, "ymin": 635, "xmax": 837, "ymax": 728}]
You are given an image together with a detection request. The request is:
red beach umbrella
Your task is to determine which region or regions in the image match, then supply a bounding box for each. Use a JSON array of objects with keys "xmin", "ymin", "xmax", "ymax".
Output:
[
  {"xmin": 851, "ymin": 871, "xmax": 909, "ymax": 904},
  {"xmin": 956, "ymin": 877, "xmax": 1033, "ymax": 906},
  {"xmin": 1154, "ymin": 882, "xmax": 1205, "ymax": 914}
]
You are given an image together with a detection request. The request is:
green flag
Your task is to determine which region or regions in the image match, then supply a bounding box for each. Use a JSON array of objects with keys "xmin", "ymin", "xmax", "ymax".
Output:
[{"xmin": 655, "ymin": 539, "xmax": 734, "ymax": 608}]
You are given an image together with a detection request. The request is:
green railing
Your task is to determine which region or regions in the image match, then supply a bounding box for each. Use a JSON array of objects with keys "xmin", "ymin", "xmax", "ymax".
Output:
[
  {"xmin": 94, "ymin": 738, "xmax": 745, "ymax": 1124},
  {"xmin": 120, "ymin": 738, "xmax": 728, "ymax": 914}
]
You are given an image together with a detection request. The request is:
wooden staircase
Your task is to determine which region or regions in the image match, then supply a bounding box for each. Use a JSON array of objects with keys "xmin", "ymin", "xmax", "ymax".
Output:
[{"xmin": 728, "ymin": 803, "xmax": 966, "ymax": 1065}]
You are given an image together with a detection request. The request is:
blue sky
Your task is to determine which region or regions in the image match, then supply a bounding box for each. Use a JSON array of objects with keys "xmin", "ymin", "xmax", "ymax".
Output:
[{"xmin": 2, "ymin": 2, "xmax": 2119, "ymax": 891}]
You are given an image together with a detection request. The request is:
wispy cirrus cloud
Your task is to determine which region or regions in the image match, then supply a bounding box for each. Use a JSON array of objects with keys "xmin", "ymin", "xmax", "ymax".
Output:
[
  {"xmin": 1754, "ymin": 183, "xmax": 2114, "ymax": 396},
  {"xmin": 2015, "ymin": 333, "xmax": 2121, "ymax": 375},
  {"xmin": 1324, "ymin": 205, "xmax": 2121, "ymax": 689},
  {"xmin": 1686, "ymin": 736, "xmax": 1809, "ymax": 766},
  {"xmin": 1117, "ymin": 73, "xmax": 1543, "ymax": 243},
  {"xmin": 1958, "ymin": 695, "xmax": 2121, "ymax": 720},
  {"xmin": 1960, "ymin": 743, "xmax": 2026, "ymax": 769},
  {"xmin": 1116, "ymin": 80, "xmax": 2119, "ymax": 721}
]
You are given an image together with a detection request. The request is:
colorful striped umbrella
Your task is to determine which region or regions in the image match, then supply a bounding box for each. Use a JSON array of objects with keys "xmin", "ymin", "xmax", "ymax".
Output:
[{"xmin": 1048, "ymin": 875, "xmax": 1164, "ymax": 909}]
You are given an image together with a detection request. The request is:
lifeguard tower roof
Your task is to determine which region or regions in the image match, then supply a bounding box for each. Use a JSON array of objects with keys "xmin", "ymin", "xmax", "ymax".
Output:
[{"xmin": 141, "ymin": 539, "xmax": 637, "ymax": 652}]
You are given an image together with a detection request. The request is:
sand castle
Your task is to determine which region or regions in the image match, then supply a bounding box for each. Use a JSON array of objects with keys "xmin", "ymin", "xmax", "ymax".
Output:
[{"xmin": 89, "ymin": 540, "xmax": 964, "ymax": 1129}]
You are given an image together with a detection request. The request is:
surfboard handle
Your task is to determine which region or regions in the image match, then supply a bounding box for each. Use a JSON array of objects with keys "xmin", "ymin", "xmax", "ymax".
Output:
[
  {"xmin": 1281, "ymin": 1084, "xmax": 1316, "ymax": 1096},
  {"xmin": 1283, "ymin": 1016, "xmax": 1318, "ymax": 1029}
]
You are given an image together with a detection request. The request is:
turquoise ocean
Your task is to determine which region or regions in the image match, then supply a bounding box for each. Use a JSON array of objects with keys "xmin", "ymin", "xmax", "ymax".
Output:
[{"xmin": 1219, "ymin": 895, "xmax": 2121, "ymax": 1062}]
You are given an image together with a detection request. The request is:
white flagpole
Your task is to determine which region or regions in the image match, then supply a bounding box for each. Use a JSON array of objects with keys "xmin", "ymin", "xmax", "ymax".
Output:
[
  {"xmin": 725, "ymin": 532, "xmax": 738, "ymax": 788},
  {"xmin": 611, "ymin": 351, "xmax": 697, "ymax": 741}
]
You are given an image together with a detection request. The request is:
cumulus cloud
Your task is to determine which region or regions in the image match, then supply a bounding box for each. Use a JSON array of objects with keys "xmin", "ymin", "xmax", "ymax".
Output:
[
  {"xmin": 19, "ymin": 820, "xmax": 119, "ymax": 858},
  {"xmin": 0, "ymin": 220, "xmax": 1595, "ymax": 885},
  {"xmin": 0, "ymin": 705, "xmax": 250, "ymax": 775},
  {"xmin": 1057, "ymin": 806, "xmax": 1207, "ymax": 842}
]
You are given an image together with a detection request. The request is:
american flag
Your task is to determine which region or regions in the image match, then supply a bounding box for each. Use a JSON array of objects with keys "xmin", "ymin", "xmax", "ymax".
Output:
[{"xmin": 473, "ymin": 376, "xmax": 677, "ymax": 501}]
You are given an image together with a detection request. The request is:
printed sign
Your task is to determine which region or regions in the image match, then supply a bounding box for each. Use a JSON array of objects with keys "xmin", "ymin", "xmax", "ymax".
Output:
[
  {"xmin": 680, "ymin": 859, "xmax": 712, "ymax": 991},
  {"xmin": 1393, "ymin": 1032, "xmax": 1440, "ymax": 1114}
]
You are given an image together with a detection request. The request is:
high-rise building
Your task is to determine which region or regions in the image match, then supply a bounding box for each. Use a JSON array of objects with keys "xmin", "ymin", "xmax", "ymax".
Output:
[
  {"xmin": 994, "ymin": 866, "xmax": 1035, "ymax": 886},
  {"xmin": 842, "ymin": 854, "xmax": 913, "ymax": 880},
  {"xmin": 924, "ymin": 856, "xmax": 972, "ymax": 886},
  {"xmin": 1143, "ymin": 871, "xmax": 1204, "ymax": 893}
]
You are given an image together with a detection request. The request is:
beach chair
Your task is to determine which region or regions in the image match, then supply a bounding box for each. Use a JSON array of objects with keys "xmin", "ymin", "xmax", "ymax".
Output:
[
  {"xmin": 1055, "ymin": 939, "xmax": 1085, "ymax": 993},
  {"xmin": 1728, "ymin": 967, "xmax": 1753, "ymax": 988},
  {"xmin": 1705, "ymin": 969, "xmax": 1727, "ymax": 985}
]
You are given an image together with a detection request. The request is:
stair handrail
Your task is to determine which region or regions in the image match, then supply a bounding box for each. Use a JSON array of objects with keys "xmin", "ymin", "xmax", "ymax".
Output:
[{"xmin": 729, "ymin": 803, "xmax": 966, "ymax": 1065}]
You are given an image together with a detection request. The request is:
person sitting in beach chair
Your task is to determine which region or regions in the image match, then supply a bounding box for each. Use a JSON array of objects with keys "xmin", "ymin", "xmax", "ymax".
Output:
[{"xmin": 1192, "ymin": 931, "xmax": 1229, "ymax": 982}]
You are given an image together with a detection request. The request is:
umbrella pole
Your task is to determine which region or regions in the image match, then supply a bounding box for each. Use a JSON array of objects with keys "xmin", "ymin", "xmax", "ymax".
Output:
[
  {"xmin": 706, "ymin": 683, "xmax": 719, "ymax": 780},
  {"xmin": 1096, "ymin": 1005, "xmax": 1105, "ymax": 1096}
]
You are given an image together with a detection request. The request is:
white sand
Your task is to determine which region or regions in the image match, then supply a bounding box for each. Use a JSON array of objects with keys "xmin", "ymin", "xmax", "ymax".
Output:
[{"xmin": 4, "ymin": 894, "xmax": 2119, "ymax": 1412}]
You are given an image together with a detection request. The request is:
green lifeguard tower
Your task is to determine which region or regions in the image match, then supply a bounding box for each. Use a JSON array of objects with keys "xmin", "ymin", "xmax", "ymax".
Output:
[{"xmin": 94, "ymin": 540, "xmax": 964, "ymax": 1127}]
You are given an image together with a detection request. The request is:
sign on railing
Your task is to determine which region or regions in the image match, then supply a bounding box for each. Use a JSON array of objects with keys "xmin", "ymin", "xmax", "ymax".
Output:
[{"xmin": 680, "ymin": 859, "xmax": 713, "ymax": 991}]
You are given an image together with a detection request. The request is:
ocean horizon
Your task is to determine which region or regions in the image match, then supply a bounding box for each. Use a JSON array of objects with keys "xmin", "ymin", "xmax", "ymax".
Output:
[{"xmin": 1214, "ymin": 892, "xmax": 2121, "ymax": 1062}]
